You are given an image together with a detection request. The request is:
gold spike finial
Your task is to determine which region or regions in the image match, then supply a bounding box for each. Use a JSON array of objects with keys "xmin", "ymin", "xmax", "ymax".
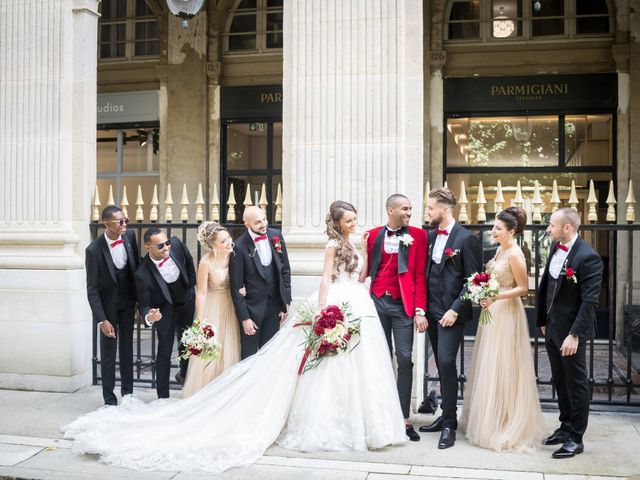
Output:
[
  {"xmin": 567, "ymin": 180, "xmax": 579, "ymax": 211},
  {"xmin": 275, "ymin": 184, "xmax": 283, "ymax": 223},
  {"xmin": 164, "ymin": 183, "xmax": 174, "ymax": 222},
  {"xmin": 476, "ymin": 181, "xmax": 487, "ymax": 223},
  {"xmin": 605, "ymin": 180, "xmax": 617, "ymax": 222},
  {"xmin": 458, "ymin": 181, "xmax": 468, "ymax": 223},
  {"xmin": 150, "ymin": 184, "xmax": 159, "ymax": 222},
  {"xmin": 210, "ymin": 183, "xmax": 220, "ymax": 221},
  {"xmin": 180, "ymin": 184, "xmax": 190, "ymax": 222},
  {"xmin": 135, "ymin": 185, "xmax": 145, "ymax": 222},
  {"xmin": 625, "ymin": 179, "xmax": 636, "ymax": 223},
  {"xmin": 92, "ymin": 185, "xmax": 101, "ymax": 222},
  {"xmin": 227, "ymin": 184, "xmax": 237, "ymax": 222},
  {"xmin": 587, "ymin": 179, "xmax": 598, "ymax": 223},
  {"xmin": 195, "ymin": 183, "xmax": 205, "ymax": 222}
]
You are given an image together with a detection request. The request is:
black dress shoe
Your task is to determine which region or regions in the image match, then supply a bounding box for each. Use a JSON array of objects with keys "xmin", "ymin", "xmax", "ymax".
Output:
[
  {"xmin": 405, "ymin": 424, "xmax": 420, "ymax": 442},
  {"xmin": 417, "ymin": 390, "xmax": 439, "ymax": 414},
  {"xmin": 438, "ymin": 427, "xmax": 456, "ymax": 449},
  {"xmin": 419, "ymin": 416, "xmax": 443, "ymax": 433},
  {"xmin": 174, "ymin": 372, "xmax": 185, "ymax": 386},
  {"xmin": 552, "ymin": 439, "xmax": 584, "ymax": 459},
  {"xmin": 545, "ymin": 428, "xmax": 571, "ymax": 446}
]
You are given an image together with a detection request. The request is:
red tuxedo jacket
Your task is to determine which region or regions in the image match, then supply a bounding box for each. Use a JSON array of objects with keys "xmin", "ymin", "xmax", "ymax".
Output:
[{"xmin": 367, "ymin": 225, "xmax": 428, "ymax": 318}]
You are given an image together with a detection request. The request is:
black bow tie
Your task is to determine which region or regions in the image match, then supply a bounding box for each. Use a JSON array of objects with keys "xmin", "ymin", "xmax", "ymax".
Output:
[{"xmin": 386, "ymin": 227, "xmax": 406, "ymax": 237}]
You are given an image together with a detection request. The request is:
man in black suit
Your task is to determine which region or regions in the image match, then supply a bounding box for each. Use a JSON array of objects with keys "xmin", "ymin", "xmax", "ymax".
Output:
[
  {"xmin": 419, "ymin": 187, "xmax": 481, "ymax": 449},
  {"xmin": 229, "ymin": 206, "xmax": 292, "ymax": 359},
  {"xmin": 537, "ymin": 207, "xmax": 603, "ymax": 459},
  {"xmin": 86, "ymin": 206, "xmax": 140, "ymax": 406},
  {"xmin": 135, "ymin": 228, "xmax": 196, "ymax": 398}
]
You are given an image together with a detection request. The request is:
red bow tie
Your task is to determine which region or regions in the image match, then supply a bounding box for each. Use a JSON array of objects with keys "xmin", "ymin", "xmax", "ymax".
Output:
[
  {"xmin": 253, "ymin": 235, "xmax": 268, "ymax": 243},
  {"xmin": 158, "ymin": 257, "xmax": 170, "ymax": 267},
  {"xmin": 111, "ymin": 238, "xmax": 125, "ymax": 248},
  {"xmin": 556, "ymin": 243, "xmax": 568, "ymax": 252},
  {"xmin": 435, "ymin": 229, "xmax": 449, "ymax": 236}
]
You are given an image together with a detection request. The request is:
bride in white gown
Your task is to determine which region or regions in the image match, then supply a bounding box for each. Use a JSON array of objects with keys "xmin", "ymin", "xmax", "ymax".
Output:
[{"xmin": 63, "ymin": 201, "xmax": 406, "ymax": 473}]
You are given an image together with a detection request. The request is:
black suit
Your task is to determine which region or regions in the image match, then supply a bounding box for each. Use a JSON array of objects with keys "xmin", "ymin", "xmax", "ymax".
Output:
[
  {"xmin": 536, "ymin": 237, "xmax": 603, "ymax": 442},
  {"xmin": 229, "ymin": 228, "xmax": 292, "ymax": 359},
  {"xmin": 135, "ymin": 237, "xmax": 196, "ymax": 398},
  {"xmin": 426, "ymin": 223, "xmax": 481, "ymax": 429},
  {"xmin": 85, "ymin": 229, "xmax": 140, "ymax": 405}
]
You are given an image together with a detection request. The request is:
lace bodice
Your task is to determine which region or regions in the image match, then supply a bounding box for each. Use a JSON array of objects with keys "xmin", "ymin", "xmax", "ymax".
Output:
[
  {"xmin": 485, "ymin": 245, "xmax": 524, "ymax": 289},
  {"xmin": 326, "ymin": 239, "xmax": 363, "ymax": 284},
  {"xmin": 205, "ymin": 255, "xmax": 230, "ymax": 292}
]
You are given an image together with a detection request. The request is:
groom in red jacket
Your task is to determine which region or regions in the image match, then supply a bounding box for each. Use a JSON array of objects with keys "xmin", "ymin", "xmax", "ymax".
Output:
[{"xmin": 366, "ymin": 194, "xmax": 428, "ymax": 442}]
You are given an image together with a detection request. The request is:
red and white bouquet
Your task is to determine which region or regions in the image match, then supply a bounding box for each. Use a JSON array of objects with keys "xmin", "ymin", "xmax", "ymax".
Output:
[
  {"xmin": 179, "ymin": 318, "xmax": 221, "ymax": 362},
  {"xmin": 463, "ymin": 272, "xmax": 501, "ymax": 325},
  {"xmin": 294, "ymin": 302, "xmax": 361, "ymax": 375}
]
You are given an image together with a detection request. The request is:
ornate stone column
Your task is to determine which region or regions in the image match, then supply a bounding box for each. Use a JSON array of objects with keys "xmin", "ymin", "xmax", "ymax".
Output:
[
  {"xmin": 0, "ymin": 0, "xmax": 99, "ymax": 391},
  {"xmin": 282, "ymin": 0, "xmax": 424, "ymax": 293}
]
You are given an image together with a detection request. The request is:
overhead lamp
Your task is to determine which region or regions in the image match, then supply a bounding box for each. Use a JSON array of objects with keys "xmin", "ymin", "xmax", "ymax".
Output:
[
  {"xmin": 166, "ymin": 0, "xmax": 206, "ymax": 29},
  {"xmin": 493, "ymin": 6, "xmax": 515, "ymax": 38},
  {"xmin": 137, "ymin": 130, "xmax": 148, "ymax": 147}
]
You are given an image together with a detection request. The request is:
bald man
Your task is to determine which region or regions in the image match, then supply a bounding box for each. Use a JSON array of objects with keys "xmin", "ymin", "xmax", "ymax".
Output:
[{"xmin": 229, "ymin": 206, "xmax": 292, "ymax": 359}]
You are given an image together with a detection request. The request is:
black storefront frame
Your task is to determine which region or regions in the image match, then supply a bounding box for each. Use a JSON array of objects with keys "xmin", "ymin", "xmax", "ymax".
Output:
[{"xmin": 220, "ymin": 85, "xmax": 283, "ymax": 225}]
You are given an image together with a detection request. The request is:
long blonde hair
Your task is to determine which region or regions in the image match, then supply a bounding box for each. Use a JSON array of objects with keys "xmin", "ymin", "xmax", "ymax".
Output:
[{"xmin": 325, "ymin": 201, "xmax": 358, "ymax": 274}]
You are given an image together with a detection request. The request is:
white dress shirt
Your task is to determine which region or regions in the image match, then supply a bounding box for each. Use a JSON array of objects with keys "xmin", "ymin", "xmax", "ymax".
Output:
[
  {"xmin": 249, "ymin": 230, "xmax": 273, "ymax": 266},
  {"xmin": 383, "ymin": 226, "xmax": 401, "ymax": 254},
  {"xmin": 548, "ymin": 234, "xmax": 578, "ymax": 279},
  {"xmin": 151, "ymin": 255, "xmax": 180, "ymax": 284},
  {"xmin": 104, "ymin": 233, "xmax": 127, "ymax": 270},
  {"xmin": 432, "ymin": 219, "xmax": 457, "ymax": 264}
]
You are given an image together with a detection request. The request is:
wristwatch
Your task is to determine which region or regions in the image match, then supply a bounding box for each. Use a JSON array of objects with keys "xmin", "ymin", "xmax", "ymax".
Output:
[{"xmin": 415, "ymin": 308, "xmax": 426, "ymax": 316}]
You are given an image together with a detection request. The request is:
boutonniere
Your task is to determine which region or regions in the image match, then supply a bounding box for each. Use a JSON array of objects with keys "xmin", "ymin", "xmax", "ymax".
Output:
[
  {"xmin": 445, "ymin": 247, "xmax": 459, "ymax": 260},
  {"xmin": 272, "ymin": 236, "xmax": 283, "ymax": 254},
  {"xmin": 562, "ymin": 265, "xmax": 577, "ymax": 283},
  {"xmin": 399, "ymin": 233, "xmax": 414, "ymax": 247}
]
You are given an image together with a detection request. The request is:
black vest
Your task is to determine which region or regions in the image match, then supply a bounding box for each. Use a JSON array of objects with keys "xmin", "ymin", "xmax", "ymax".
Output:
[
  {"xmin": 167, "ymin": 274, "xmax": 189, "ymax": 307},
  {"xmin": 115, "ymin": 265, "xmax": 135, "ymax": 309},
  {"xmin": 263, "ymin": 260, "xmax": 280, "ymax": 298},
  {"xmin": 546, "ymin": 274, "xmax": 561, "ymax": 315}
]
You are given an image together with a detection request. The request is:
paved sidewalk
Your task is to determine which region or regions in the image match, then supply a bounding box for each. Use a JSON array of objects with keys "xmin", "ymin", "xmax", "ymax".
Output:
[{"xmin": 0, "ymin": 387, "xmax": 638, "ymax": 480}]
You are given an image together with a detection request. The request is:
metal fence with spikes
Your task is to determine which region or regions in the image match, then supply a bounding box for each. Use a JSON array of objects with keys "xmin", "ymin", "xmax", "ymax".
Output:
[
  {"xmin": 420, "ymin": 178, "xmax": 639, "ymax": 407},
  {"xmin": 89, "ymin": 178, "xmax": 640, "ymax": 407}
]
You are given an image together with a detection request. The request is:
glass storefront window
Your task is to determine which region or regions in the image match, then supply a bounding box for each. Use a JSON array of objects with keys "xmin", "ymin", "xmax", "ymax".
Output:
[
  {"xmin": 446, "ymin": 116, "xmax": 558, "ymax": 167},
  {"xmin": 226, "ymin": 123, "xmax": 268, "ymax": 170},
  {"xmin": 565, "ymin": 115, "xmax": 612, "ymax": 167},
  {"xmin": 97, "ymin": 128, "xmax": 160, "ymax": 218},
  {"xmin": 223, "ymin": 121, "xmax": 282, "ymax": 223},
  {"xmin": 98, "ymin": 0, "xmax": 159, "ymax": 60},
  {"xmin": 448, "ymin": 0, "xmax": 480, "ymax": 40}
]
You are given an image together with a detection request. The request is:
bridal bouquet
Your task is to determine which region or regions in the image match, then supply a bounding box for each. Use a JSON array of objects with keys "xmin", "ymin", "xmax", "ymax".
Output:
[
  {"xmin": 179, "ymin": 318, "xmax": 221, "ymax": 362},
  {"xmin": 463, "ymin": 272, "xmax": 501, "ymax": 325},
  {"xmin": 294, "ymin": 302, "xmax": 361, "ymax": 375}
]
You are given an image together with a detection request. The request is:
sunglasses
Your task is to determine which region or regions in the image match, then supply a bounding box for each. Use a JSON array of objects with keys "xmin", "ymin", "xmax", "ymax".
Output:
[
  {"xmin": 149, "ymin": 240, "xmax": 171, "ymax": 250},
  {"xmin": 107, "ymin": 217, "xmax": 130, "ymax": 226}
]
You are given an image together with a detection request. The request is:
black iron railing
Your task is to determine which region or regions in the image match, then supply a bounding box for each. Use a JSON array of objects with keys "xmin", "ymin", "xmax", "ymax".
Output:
[{"xmin": 89, "ymin": 221, "xmax": 640, "ymax": 408}]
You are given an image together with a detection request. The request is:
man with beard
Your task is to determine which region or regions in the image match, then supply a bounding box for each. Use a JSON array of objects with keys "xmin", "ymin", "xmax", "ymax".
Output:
[
  {"xmin": 366, "ymin": 194, "xmax": 428, "ymax": 441},
  {"xmin": 419, "ymin": 187, "xmax": 481, "ymax": 449},
  {"xmin": 229, "ymin": 206, "xmax": 292, "ymax": 359}
]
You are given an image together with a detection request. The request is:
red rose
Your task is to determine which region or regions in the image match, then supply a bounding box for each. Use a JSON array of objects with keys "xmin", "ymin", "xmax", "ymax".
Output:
[
  {"xmin": 272, "ymin": 236, "xmax": 280, "ymax": 242},
  {"xmin": 202, "ymin": 325, "xmax": 214, "ymax": 338},
  {"xmin": 323, "ymin": 305, "xmax": 344, "ymax": 321},
  {"xmin": 472, "ymin": 272, "xmax": 490, "ymax": 286},
  {"xmin": 188, "ymin": 346, "xmax": 202, "ymax": 356},
  {"xmin": 318, "ymin": 340, "xmax": 330, "ymax": 355},
  {"xmin": 445, "ymin": 247, "xmax": 454, "ymax": 257},
  {"xmin": 565, "ymin": 267, "xmax": 575, "ymax": 277},
  {"xmin": 314, "ymin": 321, "xmax": 325, "ymax": 335}
]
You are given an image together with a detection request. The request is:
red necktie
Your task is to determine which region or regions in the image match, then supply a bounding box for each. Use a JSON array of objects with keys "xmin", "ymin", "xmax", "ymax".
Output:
[
  {"xmin": 254, "ymin": 235, "xmax": 267, "ymax": 243},
  {"xmin": 111, "ymin": 238, "xmax": 124, "ymax": 248},
  {"xmin": 556, "ymin": 243, "xmax": 568, "ymax": 252},
  {"xmin": 435, "ymin": 229, "xmax": 449, "ymax": 236},
  {"xmin": 158, "ymin": 257, "xmax": 170, "ymax": 267}
]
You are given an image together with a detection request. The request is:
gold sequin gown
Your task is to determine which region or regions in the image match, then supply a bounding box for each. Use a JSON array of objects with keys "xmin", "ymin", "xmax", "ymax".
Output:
[
  {"xmin": 182, "ymin": 256, "xmax": 241, "ymax": 398},
  {"xmin": 460, "ymin": 245, "xmax": 547, "ymax": 452}
]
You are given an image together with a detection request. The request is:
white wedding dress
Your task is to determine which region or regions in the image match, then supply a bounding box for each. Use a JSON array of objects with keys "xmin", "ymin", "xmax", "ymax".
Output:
[{"xmin": 63, "ymin": 241, "xmax": 406, "ymax": 473}]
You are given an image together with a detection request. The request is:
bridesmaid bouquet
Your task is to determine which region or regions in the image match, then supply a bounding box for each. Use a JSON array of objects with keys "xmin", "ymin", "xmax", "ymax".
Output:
[
  {"xmin": 179, "ymin": 318, "xmax": 222, "ymax": 362},
  {"xmin": 294, "ymin": 302, "xmax": 361, "ymax": 375},
  {"xmin": 463, "ymin": 272, "xmax": 501, "ymax": 325}
]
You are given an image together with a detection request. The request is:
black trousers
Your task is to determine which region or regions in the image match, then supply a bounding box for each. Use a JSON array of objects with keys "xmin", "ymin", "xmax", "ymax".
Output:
[
  {"xmin": 545, "ymin": 329, "xmax": 590, "ymax": 441},
  {"xmin": 427, "ymin": 315, "xmax": 464, "ymax": 429},
  {"xmin": 373, "ymin": 295, "xmax": 414, "ymax": 420},
  {"xmin": 154, "ymin": 302, "xmax": 195, "ymax": 398},
  {"xmin": 100, "ymin": 306, "xmax": 135, "ymax": 405},
  {"xmin": 240, "ymin": 297, "xmax": 282, "ymax": 360}
]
